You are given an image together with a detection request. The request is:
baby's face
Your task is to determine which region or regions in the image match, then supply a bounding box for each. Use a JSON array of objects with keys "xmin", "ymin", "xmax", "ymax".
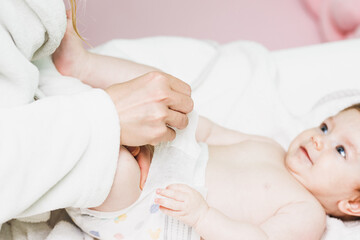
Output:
[{"xmin": 285, "ymin": 109, "xmax": 360, "ymax": 211}]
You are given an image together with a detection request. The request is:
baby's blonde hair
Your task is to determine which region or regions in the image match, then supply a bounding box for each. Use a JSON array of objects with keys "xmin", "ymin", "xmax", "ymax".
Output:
[
  {"xmin": 340, "ymin": 103, "xmax": 360, "ymax": 221},
  {"xmin": 343, "ymin": 103, "xmax": 360, "ymax": 113}
]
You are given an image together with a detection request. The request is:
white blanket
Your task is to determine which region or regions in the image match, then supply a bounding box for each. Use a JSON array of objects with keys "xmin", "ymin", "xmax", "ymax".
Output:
[
  {"xmin": 91, "ymin": 37, "xmax": 360, "ymax": 240},
  {"xmin": 2, "ymin": 31, "xmax": 360, "ymax": 239},
  {"xmin": 0, "ymin": 0, "xmax": 120, "ymax": 238},
  {"xmin": 0, "ymin": 0, "xmax": 66, "ymax": 106}
]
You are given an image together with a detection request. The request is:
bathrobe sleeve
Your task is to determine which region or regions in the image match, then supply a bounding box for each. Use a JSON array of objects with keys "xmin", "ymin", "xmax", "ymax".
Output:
[{"xmin": 0, "ymin": 89, "xmax": 120, "ymax": 224}]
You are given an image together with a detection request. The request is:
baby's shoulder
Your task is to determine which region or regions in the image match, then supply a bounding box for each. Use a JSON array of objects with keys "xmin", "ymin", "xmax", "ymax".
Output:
[
  {"xmin": 246, "ymin": 135, "xmax": 286, "ymax": 159},
  {"xmin": 248, "ymin": 135, "xmax": 284, "ymax": 149}
]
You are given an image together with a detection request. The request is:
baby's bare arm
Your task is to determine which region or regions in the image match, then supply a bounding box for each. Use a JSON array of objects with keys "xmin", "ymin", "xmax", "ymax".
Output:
[
  {"xmin": 196, "ymin": 208, "xmax": 267, "ymax": 240},
  {"xmin": 80, "ymin": 53, "xmax": 159, "ymax": 89},
  {"xmin": 196, "ymin": 201, "xmax": 325, "ymax": 240},
  {"xmin": 156, "ymin": 184, "xmax": 267, "ymax": 239},
  {"xmin": 156, "ymin": 184, "xmax": 325, "ymax": 240},
  {"xmin": 196, "ymin": 116, "xmax": 270, "ymax": 145}
]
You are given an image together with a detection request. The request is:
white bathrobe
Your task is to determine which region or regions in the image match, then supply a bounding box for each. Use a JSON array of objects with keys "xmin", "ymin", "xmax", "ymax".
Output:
[{"xmin": 0, "ymin": 0, "xmax": 120, "ymax": 237}]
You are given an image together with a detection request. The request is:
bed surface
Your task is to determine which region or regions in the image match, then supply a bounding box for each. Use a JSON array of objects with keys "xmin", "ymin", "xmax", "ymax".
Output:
[{"xmin": 92, "ymin": 37, "xmax": 360, "ymax": 240}]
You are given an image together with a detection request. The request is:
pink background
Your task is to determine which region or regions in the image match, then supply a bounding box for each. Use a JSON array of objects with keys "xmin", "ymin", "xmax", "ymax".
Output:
[{"xmin": 67, "ymin": 0, "xmax": 321, "ymax": 50}]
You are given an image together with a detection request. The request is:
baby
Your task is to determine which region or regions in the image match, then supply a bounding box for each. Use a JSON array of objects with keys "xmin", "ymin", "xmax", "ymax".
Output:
[
  {"xmin": 154, "ymin": 106, "xmax": 360, "ymax": 240},
  {"xmin": 53, "ymin": 11, "xmax": 360, "ymax": 240},
  {"xmin": 65, "ymin": 106, "xmax": 360, "ymax": 240},
  {"xmin": 66, "ymin": 106, "xmax": 360, "ymax": 240}
]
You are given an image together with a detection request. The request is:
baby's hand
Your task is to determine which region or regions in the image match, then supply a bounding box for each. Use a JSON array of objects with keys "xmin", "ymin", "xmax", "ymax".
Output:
[{"xmin": 155, "ymin": 184, "xmax": 209, "ymax": 228}]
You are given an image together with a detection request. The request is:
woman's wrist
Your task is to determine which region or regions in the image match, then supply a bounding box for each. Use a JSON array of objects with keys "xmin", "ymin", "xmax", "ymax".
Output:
[{"xmin": 77, "ymin": 51, "xmax": 94, "ymax": 84}]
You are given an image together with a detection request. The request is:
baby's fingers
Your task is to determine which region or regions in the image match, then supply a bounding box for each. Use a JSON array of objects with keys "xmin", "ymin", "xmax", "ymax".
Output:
[
  {"xmin": 159, "ymin": 206, "xmax": 181, "ymax": 218},
  {"xmin": 156, "ymin": 188, "xmax": 187, "ymax": 201},
  {"xmin": 155, "ymin": 197, "xmax": 184, "ymax": 211}
]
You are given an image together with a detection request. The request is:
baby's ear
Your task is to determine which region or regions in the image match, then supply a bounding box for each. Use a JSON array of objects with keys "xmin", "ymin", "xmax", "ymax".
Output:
[{"xmin": 338, "ymin": 198, "xmax": 360, "ymax": 217}]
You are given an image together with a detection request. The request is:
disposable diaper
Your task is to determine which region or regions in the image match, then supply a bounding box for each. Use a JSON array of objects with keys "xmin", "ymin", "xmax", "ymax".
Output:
[{"xmin": 67, "ymin": 112, "xmax": 208, "ymax": 240}]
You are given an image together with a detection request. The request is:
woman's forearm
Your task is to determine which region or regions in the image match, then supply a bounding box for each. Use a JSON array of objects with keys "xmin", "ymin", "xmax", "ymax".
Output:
[{"xmin": 80, "ymin": 52, "xmax": 159, "ymax": 89}]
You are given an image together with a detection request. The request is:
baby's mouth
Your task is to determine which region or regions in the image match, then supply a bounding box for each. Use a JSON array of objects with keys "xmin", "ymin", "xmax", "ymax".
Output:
[{"xmin": 300, "ymin": 146, "xmax": 313, "ymax": 165}]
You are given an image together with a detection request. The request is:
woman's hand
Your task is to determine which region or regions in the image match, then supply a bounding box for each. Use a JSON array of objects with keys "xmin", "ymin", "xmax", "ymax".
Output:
[
  {"xmin": 106, "ymin": 71, "xmax": 193, "ymax": 146},
  {"xmin": 125, "ymin": 145, "xmax": 154, "ymax": 190}
]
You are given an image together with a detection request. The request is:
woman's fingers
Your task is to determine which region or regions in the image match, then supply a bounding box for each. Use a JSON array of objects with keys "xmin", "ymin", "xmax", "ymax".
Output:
[
  {"xmin": 163, "ymin": 72, "xmax": 192, "ymax": 97},
  {"xmin": 166, "ymin": 90, "xmax": 194, "ymax": 115},
  {"xmin": 125, "ymin": 146, "xmax": 141, "ymax": 156},
  {"xmin": 137, "ymin": 146, "xmax": 152, "ymax": 190},
  {"xmin": 165, "ymin": 109, "xmax": 189, "ymax": 130}
]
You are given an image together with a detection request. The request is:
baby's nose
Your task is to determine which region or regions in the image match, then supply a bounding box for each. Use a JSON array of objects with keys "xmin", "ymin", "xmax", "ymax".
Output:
[{"xmin": 311, "ymin": 135, "xmax": 323, "ymax": 151}]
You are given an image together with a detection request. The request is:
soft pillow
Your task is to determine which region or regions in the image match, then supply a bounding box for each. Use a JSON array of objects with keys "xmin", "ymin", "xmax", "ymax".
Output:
[{"xmin": 302, "ymin": 0, "xmax": 360, "ymax": 41}]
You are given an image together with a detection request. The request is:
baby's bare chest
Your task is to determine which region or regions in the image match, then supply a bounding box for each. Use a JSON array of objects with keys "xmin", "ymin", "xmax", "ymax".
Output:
[{"xmin": 205, "ymin": 142, "xmax": 308, "ymax": 224}]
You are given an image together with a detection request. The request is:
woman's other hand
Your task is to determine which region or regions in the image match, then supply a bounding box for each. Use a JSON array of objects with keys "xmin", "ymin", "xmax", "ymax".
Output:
[
  {"xmin": 106, "ymin": 71, "xmax": 193, "ymax": 146},
  {"xmin": 125, "ymin": 145, "xmax": 154, "ymax": 190}
]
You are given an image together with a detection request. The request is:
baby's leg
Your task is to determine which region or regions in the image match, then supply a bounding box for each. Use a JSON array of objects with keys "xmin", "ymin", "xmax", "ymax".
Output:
[{"xmin": 91, "ymin": 146, "xmax": 142, "ymax": 212}]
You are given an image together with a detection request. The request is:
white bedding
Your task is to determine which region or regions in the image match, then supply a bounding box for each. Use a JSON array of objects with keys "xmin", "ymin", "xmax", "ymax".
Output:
[
  {"xmin": 6, "ymin": 36, "xmax": 359, "ymax": 239},
  {"xmin": 92, "ymin": 37, "xmax": 360, "ymax": 240}
]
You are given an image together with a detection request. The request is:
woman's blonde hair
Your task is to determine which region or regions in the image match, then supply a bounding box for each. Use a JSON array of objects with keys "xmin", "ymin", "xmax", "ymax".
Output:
[{"xmin": 69, "ymin": 0, "xmax": 86, "ymax": 42}]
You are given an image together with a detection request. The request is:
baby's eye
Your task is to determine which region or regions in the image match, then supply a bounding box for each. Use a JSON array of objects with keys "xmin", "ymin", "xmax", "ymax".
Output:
[
  {"xmin": 336, "ymin": 146, "xmax": 346, "ymax": 158},
  {"xmin": 320, "ymin": 123, "xmax": 328, "ymax": 134}
]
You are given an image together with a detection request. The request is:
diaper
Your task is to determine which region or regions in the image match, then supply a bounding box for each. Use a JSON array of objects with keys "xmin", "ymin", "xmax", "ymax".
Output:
[{"xmin": 67, "ymin": 112, "xmax": 208, "ymax": 240}]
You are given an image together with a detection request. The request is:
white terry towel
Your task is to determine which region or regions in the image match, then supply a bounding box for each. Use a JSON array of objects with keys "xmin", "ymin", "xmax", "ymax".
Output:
[
  {"xmin": 0, "ymin": 0, "xmax": 66, "ymax": 106},
  {"xmin": 0, "ymin": 2, "xmax": 120, "ymax": 239}
]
